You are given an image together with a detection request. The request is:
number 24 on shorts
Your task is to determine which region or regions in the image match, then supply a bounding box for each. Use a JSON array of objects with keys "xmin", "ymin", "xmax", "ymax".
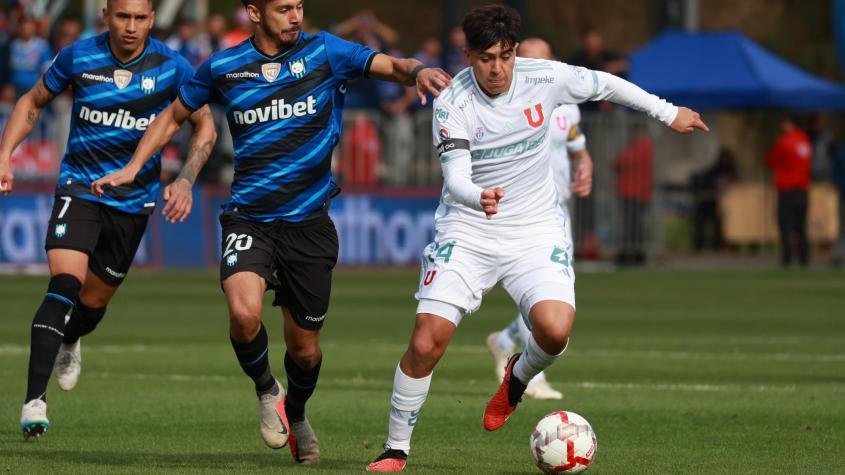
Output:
[{"xmin": 433, "ymin": 241, "xmax": 455, "ymax": 263}]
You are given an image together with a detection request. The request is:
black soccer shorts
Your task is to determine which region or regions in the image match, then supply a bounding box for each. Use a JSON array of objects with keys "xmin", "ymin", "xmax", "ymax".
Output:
[
  {"xmin": 44, "ymin": 195, "xmax": 149, "ymax": 287},
  {"xmin": 219, "ymin": 211, "xmax": 339, "ymax": 331}
]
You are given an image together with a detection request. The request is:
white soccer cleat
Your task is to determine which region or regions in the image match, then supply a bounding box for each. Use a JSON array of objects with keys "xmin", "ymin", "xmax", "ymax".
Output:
[
  {"xmin": 486, "ymin": 332, "xmax": 511, "ymax": 383},
  {"xmin": 54, "ymin": 340, "xmax": 81, "ymax": 391},
  {"xmin": 258, "ymin": 379, "xmax": 290, "ymax": 449},
  {"xmin": 21, "ymin": 399, "xmax": 49, "ymax": 440},
  {"xmin": 525, "ymin": 377, "xmax": 564, "ymax": 400}
]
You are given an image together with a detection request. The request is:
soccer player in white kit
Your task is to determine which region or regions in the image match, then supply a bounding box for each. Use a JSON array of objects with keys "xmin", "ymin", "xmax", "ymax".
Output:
[
  {"xmin": 367, "ymin": 6, "xmax": 708, "ymax": 472},
  {"xmin": 486, "ymin": 37, "xmax": 593, "ymax": 401}
]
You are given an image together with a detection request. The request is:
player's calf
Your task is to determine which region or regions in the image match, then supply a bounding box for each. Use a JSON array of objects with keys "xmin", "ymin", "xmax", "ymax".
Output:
[{"xmin": 25, "ymin": 274, "xmax": 81, "ymax": 404}]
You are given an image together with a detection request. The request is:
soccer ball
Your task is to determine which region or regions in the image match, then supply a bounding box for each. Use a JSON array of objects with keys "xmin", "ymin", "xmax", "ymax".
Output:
[{"xmin": 530, "ymin": 411, "xmax": 597, "ymax": 474}]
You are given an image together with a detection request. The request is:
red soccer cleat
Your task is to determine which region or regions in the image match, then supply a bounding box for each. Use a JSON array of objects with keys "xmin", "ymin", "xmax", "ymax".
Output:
[
  {"xmin": 366, "ymin": 449, "xmax": 408, "ymax": 472},
  {"xmin": 483, "ymin": 353, "xmax": 526, "ymax": 431}
]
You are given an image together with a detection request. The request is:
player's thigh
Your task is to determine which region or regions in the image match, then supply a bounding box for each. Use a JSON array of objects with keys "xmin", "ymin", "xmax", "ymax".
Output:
[
  {"xmin": 45, "ymin": 195, "xmax": 101, "ymax": 281},
  {"xmin": 415, "ymin": 234, "xmax": 497, "ymax": 325},
  {"xmin": 219, "ymin": 213, "xmax": 277, "ymax": 319},
  {"xmin": 500, "ymin": 232, "xmax": 575, "ymax": 322},
  {"xmin": 89, "ymin": 206, "xmax": 149, "ymax": 287},
  {"xmin": 274, "ymin": 215, "xmax": 338, "ymax": 331}
]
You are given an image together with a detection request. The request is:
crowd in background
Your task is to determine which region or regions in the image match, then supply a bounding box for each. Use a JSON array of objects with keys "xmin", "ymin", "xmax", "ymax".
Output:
[{"xmin": 0, "ymin": 4, "xmax": 841, "ymax": 264}]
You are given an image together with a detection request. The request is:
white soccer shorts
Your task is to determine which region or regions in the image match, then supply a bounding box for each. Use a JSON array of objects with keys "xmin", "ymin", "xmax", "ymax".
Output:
[{"xmin": 415, "ymin": 221, "xmax": 575, "ymax": 326}]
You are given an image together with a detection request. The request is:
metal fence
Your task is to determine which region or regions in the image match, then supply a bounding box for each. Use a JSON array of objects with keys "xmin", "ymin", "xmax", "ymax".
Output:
[{"xmin": 332, "ymin": 108, "xmax": 658, "ymax": 261}]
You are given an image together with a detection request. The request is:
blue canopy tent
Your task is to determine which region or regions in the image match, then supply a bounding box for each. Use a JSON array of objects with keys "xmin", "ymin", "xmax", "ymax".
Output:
[{"xmin": 629, "ymin": 31, "xmax": 845, "ymax": 110}]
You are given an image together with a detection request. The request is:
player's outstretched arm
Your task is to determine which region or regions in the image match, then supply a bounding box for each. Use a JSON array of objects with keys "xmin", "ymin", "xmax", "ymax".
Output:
[
  {"xmin": 161, "ymin": 105, "xmax": 217, "ymax": 223},
  {"xmin": 367, "ymin": 54, "xmax": 451, "ymax": 105},
  {"xmin": 91, "ymin": 99, "xmax": 195, "ymax": 197},
  {"xmin": 577, "ymin": 70, "xmax": 709, "ymax": 134},
  {"xmin": 0, "ymin": 80, "xmax": 55, "ymax": 194}
]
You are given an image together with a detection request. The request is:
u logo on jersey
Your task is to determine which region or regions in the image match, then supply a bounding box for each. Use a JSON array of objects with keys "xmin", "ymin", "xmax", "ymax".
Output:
[
  {"xmin": 113, "ymin": 69, "xmax": 132, "ymax": 90},
  {"xmin": 261, "ymin": 62, "xmax": 281, "ymax": 82},
  {"xmin": 523, "ymin": 104, "xmax": 545, "ymax": 128}
]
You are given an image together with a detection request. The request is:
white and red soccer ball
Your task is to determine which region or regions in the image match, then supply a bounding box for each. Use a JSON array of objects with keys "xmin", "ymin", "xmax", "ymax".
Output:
[{"xmin": 530, "ymin": 411, "xmax": 597, "ymax": 474}]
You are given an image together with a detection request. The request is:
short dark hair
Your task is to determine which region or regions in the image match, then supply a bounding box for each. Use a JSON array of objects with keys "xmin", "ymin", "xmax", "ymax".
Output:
[
  {"xmin": 462, "ymin": 5, "xmax": 521, "ymax": 52},
  {"xmin": 241, "ymin": 0, "xmax": 266, "ymax": 7},
  {"xmin": 107, "ymin": 0, "xmax": 153, "ymax": 7}
]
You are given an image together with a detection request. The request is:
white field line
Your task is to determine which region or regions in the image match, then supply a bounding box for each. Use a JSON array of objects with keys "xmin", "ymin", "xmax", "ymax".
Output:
[
  {"xmin": 15, "ymin": 371, "xmax": 810, "ymax": 393},
  {"xmin": 2, "ymin": 343, "xmax": 844, "ymax": 364}
]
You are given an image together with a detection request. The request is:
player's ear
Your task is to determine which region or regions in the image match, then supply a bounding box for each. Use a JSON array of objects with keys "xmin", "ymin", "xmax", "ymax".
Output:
[
  {"xmin": 463, "ymin": 48, "xmax": 470, "ymax": 62},
  {"xmin": 246, "ymin": 4, "xmax": 261, "ymax": 24},
  {"xmin": 149, "ymin": 10, "xmax": 156, "ymax": 28}
]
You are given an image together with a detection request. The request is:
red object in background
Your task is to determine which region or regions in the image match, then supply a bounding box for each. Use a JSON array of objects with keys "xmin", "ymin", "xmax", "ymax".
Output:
[
  {"xmin": 765, "ymin": 128, "xmax": 812, "ymax": 191},
  {"xmin": 339, "ymin": 115, "xmax": 381, "ymax": 186},
  {"xmin": 615, "ymin": 134, "xmax": 653, "ymax": 202},
  {"xmin": 10, "ymin": 139, "xmax": 59, "ymax": 180}
]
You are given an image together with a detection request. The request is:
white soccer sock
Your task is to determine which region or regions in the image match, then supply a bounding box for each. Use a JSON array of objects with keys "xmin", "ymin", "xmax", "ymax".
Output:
[
  {"xmin": 385, "ymin": 365, "xmax": 432, "ymax": 453},
  {"xmin": 513, "ymin": 335, "xmax": 567, "ymax": 385}
]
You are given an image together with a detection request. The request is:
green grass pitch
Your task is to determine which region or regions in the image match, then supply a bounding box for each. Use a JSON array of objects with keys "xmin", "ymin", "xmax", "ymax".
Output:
[{"xmin": 1, "ymin": 269, "xmax": 844, "ymax": 474}]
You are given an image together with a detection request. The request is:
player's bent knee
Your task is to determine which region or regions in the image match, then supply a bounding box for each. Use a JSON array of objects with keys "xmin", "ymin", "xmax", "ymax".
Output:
[{"xmin": 286, "ymin": 343, "xmax": 321, "ymax": 368}]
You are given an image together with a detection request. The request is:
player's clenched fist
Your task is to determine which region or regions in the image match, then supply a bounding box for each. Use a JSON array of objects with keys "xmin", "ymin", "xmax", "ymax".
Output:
[
  {"xmin": 0, "ymin": 160, "xmax": 13, "ymax": 195},
  {"xmin": 480, "ymin": 187, "xmax": 505, "ymax": 220}
]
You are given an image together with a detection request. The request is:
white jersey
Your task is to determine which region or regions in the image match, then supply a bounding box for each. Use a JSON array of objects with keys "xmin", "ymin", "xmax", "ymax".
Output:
[
  {"xmin": 432, "ymin": 58, "xmax": 675, "ymax": 233},
  {"xmin": 548, "ymin": 104, "xmax": 586, "ymax": 205}
]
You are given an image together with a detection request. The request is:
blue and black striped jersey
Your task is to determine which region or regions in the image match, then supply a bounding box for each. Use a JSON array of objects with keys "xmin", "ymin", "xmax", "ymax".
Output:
[
  {"xmin": 43, "ymin": 32, "xmax": 195, "ymax": 215},
  {"xmin": 178, "ymin": 31, "xmax": 376, "ymax": 222}
]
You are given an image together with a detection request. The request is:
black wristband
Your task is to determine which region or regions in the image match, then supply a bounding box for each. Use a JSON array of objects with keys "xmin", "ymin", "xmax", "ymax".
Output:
[{"xmin": 410, "ymin": 64, "xmax": 426, "ymax": 82}]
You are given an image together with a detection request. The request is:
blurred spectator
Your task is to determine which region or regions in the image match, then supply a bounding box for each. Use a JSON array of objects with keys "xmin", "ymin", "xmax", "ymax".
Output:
[
  {"xmin": 0, "ymin": 8, "xmax": 11, "ymax": 88},
  {"xmin": 81, "ymin": 12, "xmax": 107, "ymax": 39},
  {"xmin": 615, "ymin": 132, "xmax": 653, "ymax": 266},
  {"xmin": 766, "ymin": 116, "xmax": 812, "ymax": 268},
  {"xmin": 332, "ymin": 10, "xmax": 398, "ymax": 51},
  {"xmin": 443, "ymin": 25, "xmax": 468, "ymax": 75},
  {"xmin": 830, "ymin": 142, "xmax": 845, "ymax": 267},
  {"xmin": 567, "ymin": 29, "xmax": 628, "ymax": 111},
  {"xmin": 224, "ymin": 8, "xmax": 253, "ymax": 48},
  {"xmin": 52, "ymin": 17, "xmax": 82, "ymax": 52},
  {"xmin": 10, "ymin": 15, "xmax": 52, "ymax": 96},
  {"xmin": 166, "ymin": 20, "xmax": 203, "ymax": 67},
  {"xmin": 334, "ymin": 11, "xmax": 398, "ymax": 110},
  {"xmin": 198, "ymin": 13, "xmax": 228, "ymax": 60},
  {"xmin": 690, "ymin": 147, "xmax": 739, "ymax": 251}
]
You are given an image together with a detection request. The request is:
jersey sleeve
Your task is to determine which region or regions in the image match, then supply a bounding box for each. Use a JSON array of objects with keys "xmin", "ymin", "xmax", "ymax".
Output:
[
  {"xmin": 322, "ymin": 32, "xmax": 377, "ymax": 80},
  {"xmin": 551, "ymin": 60, "xmax": 601, "ymax": 105},
  {"xmin": 431, "ymin": 97, "xmax": 471, "ymax": 158},
  {"xmin": 42, "ymin": 46, "xmax": 74, "ymax": 95},
  {"xmin": 178, "ymin": 58, "xmax": 213, "ymax": 111}
]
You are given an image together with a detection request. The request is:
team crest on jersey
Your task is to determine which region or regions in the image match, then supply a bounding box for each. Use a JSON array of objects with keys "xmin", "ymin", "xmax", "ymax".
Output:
[
  {"xmin": 523, "ymin": 103, "xmax": 545, "ymax": 128},
  {"xmin": 113, "ymin": 69, "xmax": 132, "ymax": 90},
  {"xmin": 261, "ymin": 62, "xmax": 282, "ymax": 82},
  {"xmin": 288, "ymin": 58, "xmax": 307, "ymax": 79},
  {"xmin": 226, "ymin": 253, "xmax": 238, "ymax": 267},
  {"xmin": 140, "ymin": 76, "xmax": 156, "ymax": 95},
  {"xmin": 54, "ymin": 223, "xmax": 67, "ymax": 238},
  {"xmin": 474, "ymin": 127, "xmax": 485, "ymax": 141},
  {"xmin": 438, "ymin": 128, "xmax": 450, "ymax": 141},
  {"xmin": 435, "ymin": 108, "xmax": 449, "ymax": 122}
]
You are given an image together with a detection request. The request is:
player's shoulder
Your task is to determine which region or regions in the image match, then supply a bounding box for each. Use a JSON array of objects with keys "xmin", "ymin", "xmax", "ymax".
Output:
[
  {"xmin": 437, "ymin": 67, "xmax": 475, "ymax": 107},
  {"xmin": 514, "ymin": 57, "xmax": 557, "ymax": 71},
  {"xmin": 65, "ymin": 32, "xmax": 107, "ymax": 56},
  {"xmin": 206, "ymin": 39, "xmax": 255, "ymax": 73}
]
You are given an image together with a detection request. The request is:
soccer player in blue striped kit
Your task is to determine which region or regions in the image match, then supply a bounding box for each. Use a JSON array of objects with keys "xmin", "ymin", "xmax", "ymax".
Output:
[
  {"xmin": 0, "ymin": 0, "xmax": 216, "ymax": 439},
  {"xmin": 93, "ymin": 0, "xmax": 451, "ymax": 464}
]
